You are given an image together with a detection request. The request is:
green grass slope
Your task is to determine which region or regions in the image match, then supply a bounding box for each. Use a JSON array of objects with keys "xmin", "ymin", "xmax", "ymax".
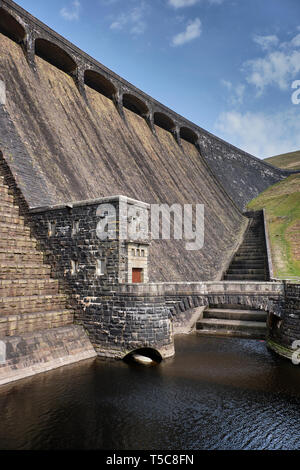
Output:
[
  {"xmin": 248, "ymin": 153, "xmax": 300, "ymax": 280},
  {"xmin": 265, "ymin": 150, "xmax": 300, "ymax": 170}
]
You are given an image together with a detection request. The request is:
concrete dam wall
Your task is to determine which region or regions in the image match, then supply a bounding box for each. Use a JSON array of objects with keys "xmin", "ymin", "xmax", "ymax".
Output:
[
  {"xmin": 0, "ymin": 0, "xmax": 290, "ymax": 284},
  {"xmin": 0, "ymin": 29, "xmax": 249, "ymax": 283}
]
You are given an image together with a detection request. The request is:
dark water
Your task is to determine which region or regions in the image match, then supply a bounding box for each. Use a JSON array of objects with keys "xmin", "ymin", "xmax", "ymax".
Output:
[{"xmin": 0, "ymin": 336, "xmax": 300, "ymax": 450}]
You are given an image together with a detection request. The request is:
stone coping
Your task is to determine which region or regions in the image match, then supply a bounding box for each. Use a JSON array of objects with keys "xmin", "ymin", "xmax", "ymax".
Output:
[
  {"xmin": 117, "ymin": 281, "xmax": 285, "ymax": 296},
  {"xmin": 29, "ymin": 195, "xmax": 151, "ymax": 213},
  {"xmin": 263, "ymin": 208, "xmax": 275, "ymax": 280}
]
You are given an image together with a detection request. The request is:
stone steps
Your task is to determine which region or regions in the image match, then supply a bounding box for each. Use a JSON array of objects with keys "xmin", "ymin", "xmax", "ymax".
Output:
[
  {"xmin": 197, "ymin": 318, "xmax": 267, "ymax": 330},
  {"xmin": 204, "ymin": 308, "xmax": 267, "ymax": 322},
  {"xmin": 233, "ymin": 254, "xmax": 266, "ymax": 260},
  {"xmin": 196, "ymin": 301, "xmax": 267, "ymax": 339},
  {"xmin": 210, "ymin": 303, "xmax": 257, "ymax": 310},
  {"xmin": 226, "ymin": 268, "xmax": 266, "ymax": 275},
  {"xmin": 0, "ymin": 252, "xmax": 44, "ymax": 263},
  {"xmin": 0, "ymin": 245, "xmax": 42, "ymax": 255},
  {"xmin": 195, "ymin": 327, "xmax": 266, "ymax": 340},
  {"xmin": 0, "ymin": 204, "xmax": 20, "ymax": 217},
  {"xmin": 0, "ymin": 238, "xmax": 38, "ymax": 249},
  {"xmin": 236, "ymin": 243, "xmax": 263, "ymax": 247},
  {"xmin": 196, "ymin": 318, "xmax": 266, "ymax": 339},
  {"xmin": 0, "ymin": 174, "xmax": 73, "ymax": 347},
  {"xmin": 224, "ymin": 274, "xmax": 266, "ymax": 281},
  {"xmin": 0, "ymin": 263, "xmax": 51, "ymax": 279},
  {"xmin": 235, "ymin": 249, "xmax": 264, "ymax": 255},
  {"xmin": 229, "ymin": 266, "xmax": 265, "ymax": 272},
  {"xmin": 0, "ymin": 185, "xmax": 10, "ymax": 196},
  {"xmin": 234, "ymin": 251, "xmax": 265, "ymax": 255},
  {"xmin": 0, "ymin": 266, "xmax": 52, "ymax": 279},
  {"xmin": 0, "ymin": 214, "xmax": 25, "ymax": 225},
  {"xmin": 0, "ymin": 279, "xmax": 59, "ymax": 297},
  {"xmin": 223, "ymin": 213, "xmax": 269, "ymax": 282},
  {"xmin": 0, "ymin": 223, "xmax": 31, "ymax": 235},
  {"xmin": 0, "ymin": 293, "xmax": 68, "ymax": 315},
  {"xmin": 0, "ymin": 309, "xmax": 74, "ymax": 337},
  {"xmin": 0, "ymin": 192, "xmax": 15, "ymax": 204},
  {"xmin": 230, "ymin": 261, "xmax": 265, "ymax": 268}
]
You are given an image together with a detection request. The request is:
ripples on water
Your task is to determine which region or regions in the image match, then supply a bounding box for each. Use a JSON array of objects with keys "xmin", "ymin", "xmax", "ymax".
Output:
[{"xmin": 0, "ymin": 336, "xmax": 299, "ymax": 450}]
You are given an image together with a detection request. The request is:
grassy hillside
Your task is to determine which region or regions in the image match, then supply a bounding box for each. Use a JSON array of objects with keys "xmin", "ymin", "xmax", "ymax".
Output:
[
  {"xmin": 248, "ymin": 153, "xmax": 300, "ymax": 280},
  {"xmin": 265, "ymin": 150, "xmax": 300, "ymax": 170}
]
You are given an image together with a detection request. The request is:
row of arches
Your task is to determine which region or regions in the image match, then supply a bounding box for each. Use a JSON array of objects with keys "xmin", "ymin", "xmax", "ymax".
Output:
[
  {"xmin": 83, "ymin": 69, "xmax": 199, "ymax": 143},
  {"xmin": 0, "ymin": 7, "xmax": 199, "ymax": 145}
]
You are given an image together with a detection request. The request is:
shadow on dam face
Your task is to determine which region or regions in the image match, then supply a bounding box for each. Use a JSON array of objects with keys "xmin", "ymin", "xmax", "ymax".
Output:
[{"xmin": 123, "ymin": 348, "xmax": 163, "ymax": 366}]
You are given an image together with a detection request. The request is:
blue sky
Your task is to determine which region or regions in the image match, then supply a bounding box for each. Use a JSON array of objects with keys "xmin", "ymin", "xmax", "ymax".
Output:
[{"xmin": 16, "ymin": 0, "xmax": 300, "ymax": 158}]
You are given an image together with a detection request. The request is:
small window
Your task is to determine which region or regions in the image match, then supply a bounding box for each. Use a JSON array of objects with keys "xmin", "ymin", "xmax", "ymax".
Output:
[
  {"xmin": 131, "ymin": 248, "xmax": 136, "ymax": 256},
  {"xmin": 136, "ymin": 249, "xmax": 141, "ymax": 257},
  {"xmin": 71, "ymin": 260, "xmax": 78, "ymax": 276},
  {"xmin": 96, "ymin": 260, "xmax": 105, "ymax": 276},
  {"xmin": 48, "ymin": 221, "xmax": 56, "ymax": 237},
  {"xmin": 72, "ymin": 221, "xmax": 80, "ymax": 236},
  {"xmin": 141, "ymin": 250, "xmax": 145, "ymax": 257}
]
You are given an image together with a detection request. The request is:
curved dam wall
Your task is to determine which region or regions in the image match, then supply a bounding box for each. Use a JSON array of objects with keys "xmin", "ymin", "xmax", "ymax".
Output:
[
  {"xmin": 0, "ymin": 30, "xmax": 251, "ymax": 282},
  {"xmin": 198, "ymin": 135, "xmax": 292, "ymax": 211}
]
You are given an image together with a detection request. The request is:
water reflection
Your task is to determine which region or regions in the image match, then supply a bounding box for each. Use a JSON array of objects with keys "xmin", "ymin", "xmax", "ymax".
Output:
[{"xmin": 0, "ymin": 336, "xmax": 299, "ymax": 450}]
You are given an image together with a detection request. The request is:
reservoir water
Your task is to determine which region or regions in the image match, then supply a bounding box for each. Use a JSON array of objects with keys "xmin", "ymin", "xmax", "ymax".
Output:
[{"xmin": 0, "ymin": 336, "xmax": 299, "ymax": 450}]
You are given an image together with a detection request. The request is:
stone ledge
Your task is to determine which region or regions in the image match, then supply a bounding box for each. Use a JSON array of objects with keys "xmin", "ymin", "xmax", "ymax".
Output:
[
  {"xmin": 29, "ymin": 195, "xmax": 151, "ymax": 213},
  {"xmin": 0, "ymin": 325, "xmax": 97, "ymax": 386}
]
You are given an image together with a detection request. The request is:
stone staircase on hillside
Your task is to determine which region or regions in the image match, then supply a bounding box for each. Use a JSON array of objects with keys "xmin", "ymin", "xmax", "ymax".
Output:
[
  {"xmin": 196, "ymin": 303, "xmax": 267, "ymax": 339},
  {"xmin": 196, "ymin": 213, "xmax": 269, "ymax": 339},
  {"xmin": 223, "ymin": 212, "xmax": 269, "ymax": 281},
  {"xmin": 0, "ymin": 175, "xmax": 74, "ymax": 337}
]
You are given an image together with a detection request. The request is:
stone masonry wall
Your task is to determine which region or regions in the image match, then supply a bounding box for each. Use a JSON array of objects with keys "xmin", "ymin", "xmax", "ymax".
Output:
[
  {"xmin": 0, "ymin": 325, "xmax": 97, "ymax": 386},
  {"xmin": 29, "ymin": 198, "xmax": 174, "ymax": 359},
  {"xmin": 267, "ymin": 284, "xmax": 300, "ymax": 358}
]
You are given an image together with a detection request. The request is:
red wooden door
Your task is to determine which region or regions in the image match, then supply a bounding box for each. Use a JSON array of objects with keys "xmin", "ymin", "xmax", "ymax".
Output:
[{"xmin": 132, "ymin": 268, "xmax": 143, "ymax": 283}]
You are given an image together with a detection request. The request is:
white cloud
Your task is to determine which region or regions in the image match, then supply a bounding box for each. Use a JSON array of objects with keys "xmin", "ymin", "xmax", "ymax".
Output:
[
  {"xmin": 221, "ymin": 79, "xmax": 232, "ymax": 90},
  {"xmin": 253, "ymin": 34, "xmax": 279, "ymax": 51},
  {"xmin": 245, "ymin": 50, "xmax": 300, "ymax": 93},
  {"xmin": 172, "ymin": 17, "xmax": 202, "ymax": 46},
  {"xmin": 291, "ymin": 33, "xmax": 300, "ymax": 47},
  {"xmin": 215, "ymin": 108, "xmax": 300, "ymax": 158},
  {"xmin": 100, "ymin": 0, "xmax": 120, "ymax": 4},
  {"xmin": 60, "ymin": 0, "xmax": 80, "ymax": 21},
  {"xmin": 168, "ymin": 0, "xmax": 223, "ymax": 8},
  {"xmin": 221, "ymin": 80, "xmax": 245, "ymax": 106},
  {"xmin": 110, "ymin": 2, "xmax": 148, "ymax": 35},
  {"xmin": 244, "ymin": 31, "xmax": 300, "ymax": 93},
  {"xmin": 235, "ymin": 84, "xmax": 245, "ymax": 104},
  {"xmin": 169, "ymin": 0, "xmax": 199, "ymax": 7}
]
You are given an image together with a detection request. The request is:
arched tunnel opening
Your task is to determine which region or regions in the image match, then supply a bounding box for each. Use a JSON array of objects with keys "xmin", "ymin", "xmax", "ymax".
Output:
[
  {"xmin": 180, "ymin": 127, "xmax": 198, "ymax": 145},
  {"xmin": 0, "ymin": 9, "xmax": 26, "ymax": 44},
  {"xmin": 35, "ymin": 38, "xmax": 77, "ymax": 75},
  {"xmin": 84, "ymin": 70, "xmax": 116, "ymax": 100},
  {"xmin": 123, "ymin": 93, "xmax": 149, "ymax": 117},
  {"xmin": 153, "ymin": 112, "xmax": 175, "ymax": 133},
  {"xmin": 124, "ymin": 348, "xmax": 162, "ymax": 366}
]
